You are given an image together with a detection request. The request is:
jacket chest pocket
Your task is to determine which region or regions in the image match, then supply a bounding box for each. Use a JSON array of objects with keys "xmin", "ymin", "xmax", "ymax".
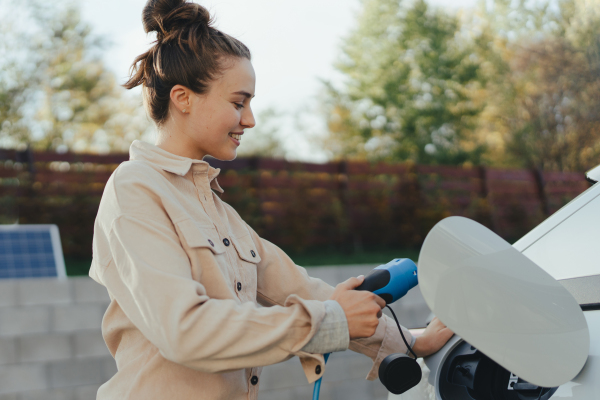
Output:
[
  {"xmin": 230, "ymin": 234, "xmax": 261, "ymax": 300},
  {"xmin": 176, "ymin": 219, "xmax": 229, "ymax": 283},
  {"xmin": 177, "ymin": 219, "xmax": 226, "ymax": 253}
]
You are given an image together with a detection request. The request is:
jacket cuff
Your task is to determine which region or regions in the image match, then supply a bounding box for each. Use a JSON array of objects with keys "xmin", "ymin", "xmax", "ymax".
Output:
[
  {"xmin": 283, "ymin": 294, "xmax": 327, "ymax": 352},
  {"xmin": 283, "ymin": 296, "xmax": 337, "ymax": 384},
  {"xmin": 300, "ymin": 300, "xmax": 349, "ymax": 354},
  {"xmin": 298, "ymin": 352, "xmax": 326, "ymax": 383}
]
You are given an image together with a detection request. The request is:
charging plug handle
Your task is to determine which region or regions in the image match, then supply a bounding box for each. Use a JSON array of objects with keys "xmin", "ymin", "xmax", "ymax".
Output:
[{"xmin": 355, "ymin": 258, "xmax": 418, "ymax": 304}]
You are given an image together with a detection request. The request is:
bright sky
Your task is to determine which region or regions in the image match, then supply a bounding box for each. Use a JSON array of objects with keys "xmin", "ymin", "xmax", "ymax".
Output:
[{"xmin": 81, "ymin": 0, "xmax": 478, "ymax": 161}]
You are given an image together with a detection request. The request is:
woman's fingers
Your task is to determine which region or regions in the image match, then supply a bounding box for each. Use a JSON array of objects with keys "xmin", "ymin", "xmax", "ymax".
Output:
[
  {"xmin": 413, "ymin": 317, "xmax": 455, "ymax": 357},
  {"xmin": 329, "ymin": 276, "xmax": 384, "ymax": 339},
  {"xmin": 373, "ymin": 295, "xmax": 386, "ymax": 309}
]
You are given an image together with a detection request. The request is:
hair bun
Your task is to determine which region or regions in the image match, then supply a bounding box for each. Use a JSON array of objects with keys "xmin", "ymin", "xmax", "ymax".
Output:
[{"xmin": 142, "ymin": 0, "xmax": 211, "ymax": 37}]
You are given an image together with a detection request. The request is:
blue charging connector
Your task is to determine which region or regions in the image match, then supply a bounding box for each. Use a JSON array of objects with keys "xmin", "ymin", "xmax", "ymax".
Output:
[
  {"xmin": 311, "ymin": 259, "xmax": 419, "ymax": 400},
  {"xmin": 355, "ymin": 258, "xmax": 418, "ymax": 304}
]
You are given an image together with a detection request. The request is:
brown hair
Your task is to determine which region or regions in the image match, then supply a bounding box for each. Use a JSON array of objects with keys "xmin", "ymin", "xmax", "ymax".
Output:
[{"xmin": 124, "ymin": 0, "xmax": 251, "ymax": 125}]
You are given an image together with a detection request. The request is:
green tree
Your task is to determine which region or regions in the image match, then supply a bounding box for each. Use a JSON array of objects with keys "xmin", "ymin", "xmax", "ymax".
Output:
[
  {"xmin": 499, "ymin": 37, "xmax": 600, "ymax": 171},
  {"xmin": 0, "ymin": 0, "xmax": 151, "ymax": 152},
  {"xmin": 466, "ymin": 0, "xmax": 600, "ymax": 171},
  {"xmin": 325, "ymin": 0, "xmax": 486, "ymax": 165}
]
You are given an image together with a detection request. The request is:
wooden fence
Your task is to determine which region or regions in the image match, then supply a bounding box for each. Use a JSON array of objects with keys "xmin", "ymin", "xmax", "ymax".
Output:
[{"xmin": 0, "ymin": 148, "xmax": 590, "ymax": 259}]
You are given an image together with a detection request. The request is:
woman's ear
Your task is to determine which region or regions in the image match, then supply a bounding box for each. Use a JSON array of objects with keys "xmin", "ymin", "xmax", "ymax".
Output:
[{"xmin": 170, "ymin": 85, "xmax": 191, "ymax": 114}]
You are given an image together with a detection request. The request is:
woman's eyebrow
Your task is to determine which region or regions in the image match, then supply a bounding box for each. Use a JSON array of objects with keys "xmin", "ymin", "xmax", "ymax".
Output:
[{"xmin": 232, "ymin": 90, "xmax": 255, "ymax": 99}]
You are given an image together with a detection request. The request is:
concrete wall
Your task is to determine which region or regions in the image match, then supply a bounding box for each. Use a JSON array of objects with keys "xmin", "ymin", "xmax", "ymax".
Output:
[
  {"xmin": 0, "ymin": 277, "xmax": 114, "ymax": 400},
  {"xmin": 0, "ymin": 265, "xmax": 430, "ymax": 400}
]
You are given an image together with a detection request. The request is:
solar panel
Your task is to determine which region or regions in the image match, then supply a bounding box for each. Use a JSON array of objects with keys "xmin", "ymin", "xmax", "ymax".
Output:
[{"xmin": 0, "ymin": 225, "xmax": 66, "ymax": 279}]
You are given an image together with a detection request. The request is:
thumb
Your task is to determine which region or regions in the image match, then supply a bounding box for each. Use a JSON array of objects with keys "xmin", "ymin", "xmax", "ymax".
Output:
[{"xmin": 339, "ymin": 275, "xmax": 365, "ymax": 290}]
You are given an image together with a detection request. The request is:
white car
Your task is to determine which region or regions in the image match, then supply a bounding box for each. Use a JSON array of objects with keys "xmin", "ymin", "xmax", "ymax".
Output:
[{"xmin": 390, "ymin": 166, "xmax": 600, "ymax": 400}]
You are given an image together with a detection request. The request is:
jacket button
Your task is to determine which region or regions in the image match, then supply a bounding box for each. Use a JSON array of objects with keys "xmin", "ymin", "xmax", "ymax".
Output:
[
  {"xmin": 223, "ymin": 238, "xmax": 230, "ymax": 246},
  {"xmin": 315, "ymin": 365, "xmax": 321, "ymax": 375},
  {"xmin": 250, "ymin": 250, "xmax": 256, "ymax": 257},
  {"xmin": 250, "ymin": 376, "xmax": 259, "ymax": 385},
  {"xmin": 237, "ymin": 282, "xmax": 242, "ymax": 291},
  {"xmin": 208, "ymin": 239, "xmax": 214, "ymax": 247}
]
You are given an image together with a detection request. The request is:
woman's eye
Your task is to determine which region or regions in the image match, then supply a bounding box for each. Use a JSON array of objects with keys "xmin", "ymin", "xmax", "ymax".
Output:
[{"xmin": 234, "ymin": 103, "xmax": 244, "ymax": 110}]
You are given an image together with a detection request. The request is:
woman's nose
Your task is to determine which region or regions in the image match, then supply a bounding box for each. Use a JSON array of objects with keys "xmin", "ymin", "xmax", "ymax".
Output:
[{"xmin": 242, "ymin": 107, "xmax": 255, "ymax": 129}]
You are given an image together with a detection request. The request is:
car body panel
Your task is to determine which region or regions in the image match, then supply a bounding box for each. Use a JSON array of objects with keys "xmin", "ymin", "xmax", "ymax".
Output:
[
  {"xmin": 554, "ymin": 309, "xmax": 600, "ymax": 399},
  {"xmin": 515, "ymin": 183, "xmax": 600, "ymax": 281}
]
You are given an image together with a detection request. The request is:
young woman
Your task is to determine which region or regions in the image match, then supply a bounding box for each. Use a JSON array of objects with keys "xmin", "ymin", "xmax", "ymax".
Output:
[{"xmin": 89, "ymin": 1, "xmax": 453, "ymax": 399}]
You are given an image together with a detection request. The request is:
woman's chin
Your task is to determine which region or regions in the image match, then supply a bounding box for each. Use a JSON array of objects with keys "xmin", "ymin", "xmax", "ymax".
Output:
[{"xmin": 208, "ymin": 150, "xmax": 238, "ymax": 162}]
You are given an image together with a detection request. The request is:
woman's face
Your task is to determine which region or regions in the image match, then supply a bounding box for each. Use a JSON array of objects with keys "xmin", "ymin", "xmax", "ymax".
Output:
[{"xmin": 163, "ymin": 57, "xmax": 256, "ymax": 161}]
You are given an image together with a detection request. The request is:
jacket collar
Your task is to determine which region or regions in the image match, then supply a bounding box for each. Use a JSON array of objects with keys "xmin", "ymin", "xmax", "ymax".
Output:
[{"xmin": 129, "ymin": 140, "xmax": 224, "ymax": 193}]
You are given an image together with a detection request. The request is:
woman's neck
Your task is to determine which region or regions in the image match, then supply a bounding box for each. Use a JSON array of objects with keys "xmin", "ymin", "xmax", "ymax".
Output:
[{"xmin": 155, "ymin": 122, "xmax": 207, "ymax": 161}]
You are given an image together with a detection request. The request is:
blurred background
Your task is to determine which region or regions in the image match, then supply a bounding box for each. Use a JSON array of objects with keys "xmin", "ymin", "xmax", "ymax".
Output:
[
  {"xmin": 2, "ymin": 0, "xmax": 599, "ymax": 272},
  {"xmin": 1, "ymin": 0, "xmax": 599, "ymax": 398}
]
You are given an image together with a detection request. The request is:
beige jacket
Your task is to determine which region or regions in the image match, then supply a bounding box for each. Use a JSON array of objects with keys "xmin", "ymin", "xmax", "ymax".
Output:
[{"xmin": 90, "ymin": 140, "xmax": 412, "ymax": 400}]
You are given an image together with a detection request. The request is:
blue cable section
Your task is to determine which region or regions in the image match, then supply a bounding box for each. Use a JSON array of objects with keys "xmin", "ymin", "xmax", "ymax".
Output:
[{"xmin": 311, "ymin": 353, "xmax": 330, "ymax": 400}]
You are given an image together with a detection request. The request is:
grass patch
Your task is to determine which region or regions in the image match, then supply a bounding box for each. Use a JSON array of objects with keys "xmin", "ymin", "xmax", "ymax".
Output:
[
  {"xmin": 65, "ymin": 248, "xmax": 421, "ymax": 276},
  {"xmin": 65, "ymin": 258, "xmax": 93, "ymax": 276}
]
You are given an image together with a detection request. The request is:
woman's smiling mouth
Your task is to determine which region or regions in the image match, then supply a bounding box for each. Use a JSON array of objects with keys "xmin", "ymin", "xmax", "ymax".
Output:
[{"xmin": 229, "ymin": 132, "xmax": 242, "ymax": 145}]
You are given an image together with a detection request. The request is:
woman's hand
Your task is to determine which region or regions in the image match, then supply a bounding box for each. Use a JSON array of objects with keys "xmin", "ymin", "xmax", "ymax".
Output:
[
  {"xmin": 329, "ymin": 276, "xmax": 386, "ymax": 340},
  {"xmin": 412, "ymin": 317, "xmax": 454, "ymax": 357}
]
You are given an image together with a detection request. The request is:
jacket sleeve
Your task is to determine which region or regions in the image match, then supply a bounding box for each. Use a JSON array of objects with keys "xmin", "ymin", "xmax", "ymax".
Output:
[
  {"xmin": 96, "ymin": 212, "xmax": 329, "ymax": 376},
  {"xmin": 245, "ymin": 222, "xmax": 414, "ymax": 381}
]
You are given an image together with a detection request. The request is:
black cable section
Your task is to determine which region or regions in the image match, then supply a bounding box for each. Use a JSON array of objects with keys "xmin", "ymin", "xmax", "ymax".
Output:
[{"xmin": 386, "ymin": 305, "xmax": 418, "ymax": 359}]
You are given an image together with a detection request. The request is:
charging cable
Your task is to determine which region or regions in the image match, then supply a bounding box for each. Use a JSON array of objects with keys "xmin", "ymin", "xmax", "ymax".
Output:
[
  {"xmin": 312, "ymin": 307, "xmax": 417, "ymax": 400},
  {"xmin": 311, "ymin": 353, "xmax": 330, "ymax": 400},
  {"xmin": 386, "ymin": 305, "xmax": 417, "ymax": 359}
]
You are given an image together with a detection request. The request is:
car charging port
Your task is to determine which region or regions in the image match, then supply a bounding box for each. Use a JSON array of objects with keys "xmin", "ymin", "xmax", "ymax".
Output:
[{"xmin": 438, "ymin": 341, "xmax": 558, "ymax": 400}]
